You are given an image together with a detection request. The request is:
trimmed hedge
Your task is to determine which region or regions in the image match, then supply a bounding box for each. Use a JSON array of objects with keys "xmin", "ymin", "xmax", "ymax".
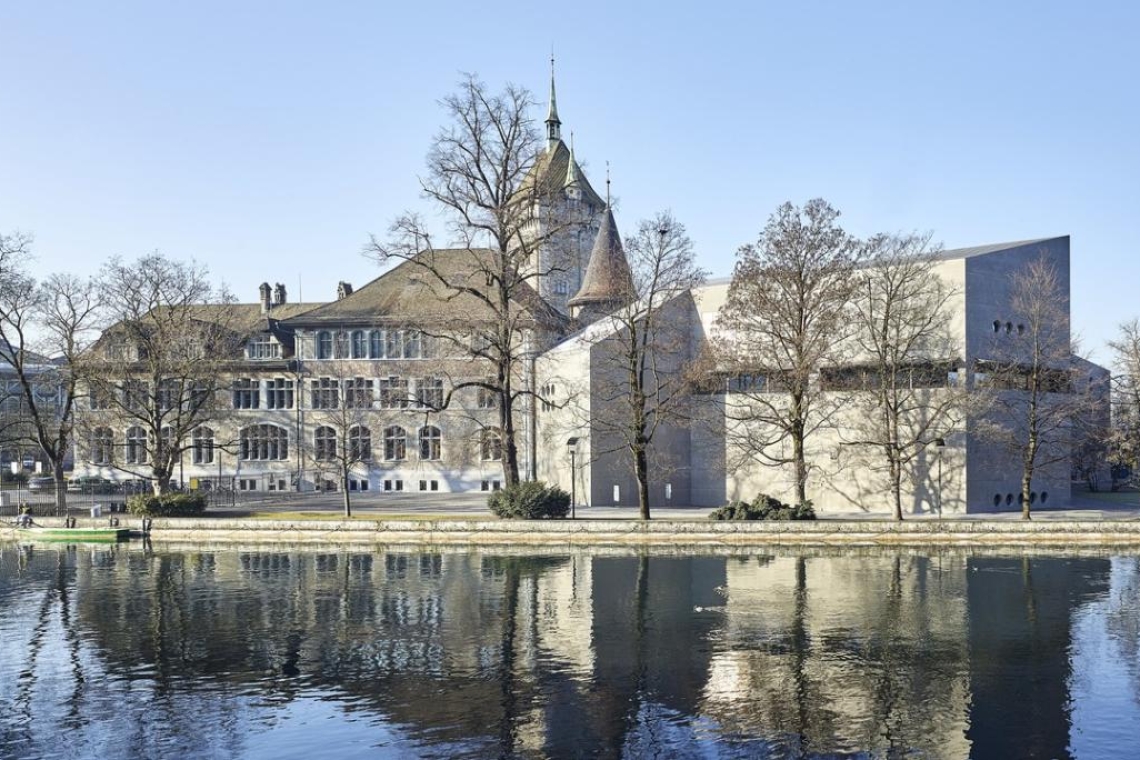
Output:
[
  {"xmin": 709, "ymin": 494, "xmax": 816, "ymax": 521},
  {"xmin": 126, "ymin": 492, "xmax": 208, "ymax": 517},
  {"xmin": 488, "ymin": 481, "xmax": 571, "ymax": 520}
]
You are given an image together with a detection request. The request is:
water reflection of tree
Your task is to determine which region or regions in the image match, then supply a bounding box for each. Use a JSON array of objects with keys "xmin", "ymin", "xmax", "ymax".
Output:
[{"xmin": 1104, "ymin": 557, "xmax": 1140, "ymax": 711}]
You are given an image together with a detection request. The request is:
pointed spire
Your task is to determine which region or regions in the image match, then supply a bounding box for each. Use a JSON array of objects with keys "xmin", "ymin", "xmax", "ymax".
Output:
[
  {"xmin": 564, "ymin": 132, "xmax": 583, "ymax": 191},
  {"xmin": 545, "ymin": 53, "xmax": 561, "ymax": 149},
  {"xmin": 605, "ymin": 161, "xmax": 611, "ymax": 207}
]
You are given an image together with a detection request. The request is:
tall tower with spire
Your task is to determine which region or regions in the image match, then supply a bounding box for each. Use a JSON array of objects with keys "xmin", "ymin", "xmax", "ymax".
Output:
[{"xmin": 518, "ymin": 59, "xmax": 606, "ymax": 316}]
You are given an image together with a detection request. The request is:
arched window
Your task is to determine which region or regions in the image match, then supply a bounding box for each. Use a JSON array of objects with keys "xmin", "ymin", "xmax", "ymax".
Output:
[
  {"xmin": 384, "ymin": 426, "xmax": 407, "ymax": 461},
  {"xmin": 317, "ymin": 331, "xmax": 333, "ymax": 359},
  {"xmin": 369, "ymin": 329, "xmax": 384, "ymax": 359},
  {"xmin": 314, "ymin": 426, "xmax": 336, "ymax": 461},
  {"xmin": 480, "ymin": 428, "xmax": 502, "ymax": 461},
  {"xmin": 351, "ymin": 330, "xmax": 367, "ymax": 359},
  {"xmin": 90, "ymin": 427, "xmax": 114, "ymax": 465},
  {"xmin": 334, "ymin": 331, "xmax": 350, "ymax": 359},
  {"xmin": 349, "ymin": 426, "xmax": 372, "ymax": 460},
  {"xmin": 419, "ymin": 426, "xmax": 441, "ymax": 461},
  {"xmin": 126, "ymin": 426, "xmax": 148, "ymax": 465},
  {"xmin": 240, "ymin": 425, "xmax": 288, "ymax": 461},
  {"xmin": 193, "ymin": 427, "xmax": 214, "ymax": 465}
]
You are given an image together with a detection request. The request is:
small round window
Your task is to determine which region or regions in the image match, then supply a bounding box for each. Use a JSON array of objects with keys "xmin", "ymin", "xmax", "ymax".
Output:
[{"xmin": 993, "ymin": 494, "xmax": 1002, "ymax": 507}]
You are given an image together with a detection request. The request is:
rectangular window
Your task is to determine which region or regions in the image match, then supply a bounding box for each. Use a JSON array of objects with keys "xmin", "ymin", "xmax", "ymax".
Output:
[
  {"xmin": 266, "ymin": 378, "xmax": 294, "ymax": 409},
  {"xmin": 123, "ymin": 379, "xmax": 150, "ymax": 412},
  {"xmin": 89, "ymin": 383, "xmax": 113, "ymax": 410},
  {"xmin": 232, "ymin": 378, "xmax": 260, "ymax": 409},
  {"xmin": 476, "ymin": 382, "xmax": 497, "ymax": 409},
  {"xmin": 311, "ymin": 378, "xmax": 339, "ymax": 409},
  {"xmin": 246, "ymin": 337, "xmax": 281, "ymax": 360},
  {"xmin": 377, "ymin": 376, "xmax": 408, "ymax": 409},
  {"xmin": 416, "ymin": 377, "xmax": 444, "ymax": 409},
  {"xmin": 157, "ymin": 379, "xmax": 181, "ymax": 411},
  {"xmin": 344, "ymin": 378, "xmax": 374, "ymax": 409}
]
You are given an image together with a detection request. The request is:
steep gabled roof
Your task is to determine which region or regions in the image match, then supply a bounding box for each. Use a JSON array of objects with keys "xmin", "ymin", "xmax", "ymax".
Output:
[{"xmin": 282, "ymin": 248, "xmax": 570, "ymax": 331}]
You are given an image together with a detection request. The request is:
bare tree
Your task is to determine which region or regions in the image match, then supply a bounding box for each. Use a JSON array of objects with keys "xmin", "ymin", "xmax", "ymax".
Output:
[
  {"xmin": 0, "ymin": 233, "xmax": 102, "ymax": 513},
  {"xmin": 1108, "ymin": 319, "xmax": 1140, "ymax": 487},
  {"xmin": 843, "ymin": 233, "xmax": 966, "ymax": 520},
  {"xmin": 82, "ymin": 254, "xmax": 242, "ymax": 496},
  {"xmin": 579, "ymin": 212, "xmax": 706, "ymax": 520},
  {"xmin": 715, "ymin": 199, "xmax": 865, "ymax": 507},
  {"xmin": 306, "ymin": 374, "xmax": 377, "ymax": 518},
  {"xmin": 975, "ymin": 257, "xmax": 1089, "ymax": 518},
  {"xmin": 365, "ymin": 75, "xmax": 575, "ymax": 488}
]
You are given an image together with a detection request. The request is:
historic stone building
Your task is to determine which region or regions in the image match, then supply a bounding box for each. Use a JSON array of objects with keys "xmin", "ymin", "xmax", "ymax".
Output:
[{"xmin": 70, "ymin": 69, "xmax": 1106, "ymax": 514}]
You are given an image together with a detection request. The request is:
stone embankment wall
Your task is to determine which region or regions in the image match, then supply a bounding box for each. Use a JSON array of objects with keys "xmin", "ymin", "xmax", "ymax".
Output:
[{"xmin": 14, "ymin": 516, "xmax": 1140, "ymax": 548}]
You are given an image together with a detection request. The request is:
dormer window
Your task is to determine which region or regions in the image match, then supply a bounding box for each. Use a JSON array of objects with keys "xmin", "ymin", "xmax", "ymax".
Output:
[{"xmin": 247, "ymin": 336, "xmax": 281, "ymax": 360}]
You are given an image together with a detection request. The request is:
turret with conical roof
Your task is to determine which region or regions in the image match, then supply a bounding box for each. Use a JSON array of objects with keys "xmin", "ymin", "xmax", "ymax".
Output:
[{"xmin": 567, "ymin": 181, "xmax": 635, "ymax": 325}]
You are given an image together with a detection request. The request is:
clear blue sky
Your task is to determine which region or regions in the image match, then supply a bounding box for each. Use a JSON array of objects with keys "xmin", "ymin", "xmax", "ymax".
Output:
[{"xmin": 2, "ymin": 1, "xmax": 1136, "ymax": 361}]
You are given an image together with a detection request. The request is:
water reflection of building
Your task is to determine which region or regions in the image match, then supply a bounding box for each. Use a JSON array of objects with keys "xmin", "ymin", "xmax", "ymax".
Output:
[
  {"xmin": 965, "ymin": 556, "xmax": 1110, "ymax": 760},
  {"xmin": 701, "ymin": 554, "xmax": 974, "ymax": 758},
  {"xmin": 4, "ymin": 546, "xmax": 1124, "ymax": 757}
]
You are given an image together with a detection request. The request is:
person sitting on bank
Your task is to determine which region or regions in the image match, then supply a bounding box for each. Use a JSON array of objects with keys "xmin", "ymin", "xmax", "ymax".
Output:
[{"xmin": 17, "ymin": 504, "xmax": 33, "ymax": 528}]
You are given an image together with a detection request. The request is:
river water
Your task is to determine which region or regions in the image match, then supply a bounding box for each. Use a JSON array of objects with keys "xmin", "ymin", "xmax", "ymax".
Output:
[{"xmin": 1, "ymin": 543, "xmax": 1138, "ymax": 759}]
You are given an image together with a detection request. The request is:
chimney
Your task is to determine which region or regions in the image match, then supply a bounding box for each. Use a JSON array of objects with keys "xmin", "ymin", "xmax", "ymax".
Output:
[
  {"xmin": 337, "ymin": 281, "xmax": 353, "ymax": 300},
  {"xmin": 273, "ymin": 283, "xmax": 286, "ymax": 306},
  {"xmin": 259, "ymin": 282, "xmax": 272, "ymax": 313}
]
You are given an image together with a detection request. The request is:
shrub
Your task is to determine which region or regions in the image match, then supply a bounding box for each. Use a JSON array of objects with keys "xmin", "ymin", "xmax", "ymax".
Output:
[
  {"xmin": 126, "ymin": 492, "xmax": 207, "ymax": 517},
  {"xmin": 488, "ymin": 481, "xmax": 571, "ymax": 520},
  {"xmin": 709, "ymin": 494, "xmax": 816, "ymax": 521}
]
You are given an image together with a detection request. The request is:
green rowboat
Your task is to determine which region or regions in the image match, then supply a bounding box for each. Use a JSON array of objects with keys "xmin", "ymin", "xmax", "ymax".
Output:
[{"xmin": 6, "ymin": 527, "xmax": 131, "ymax": 542}]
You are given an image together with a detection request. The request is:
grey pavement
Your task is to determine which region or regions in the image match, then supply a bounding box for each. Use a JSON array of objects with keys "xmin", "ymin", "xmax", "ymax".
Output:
[{"xmin": 4, "ymin": 485, "xmax": 1139, "ymax": 521}]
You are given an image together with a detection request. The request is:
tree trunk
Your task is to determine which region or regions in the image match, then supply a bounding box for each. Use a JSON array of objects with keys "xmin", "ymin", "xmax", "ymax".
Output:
[
  {"xmin": 793, "ymin": 431, "xmax": 807, "ymax": 508},
  {"xmin": 342, "ymin": 473, "xmax": 352, "ymax": 518},
  {"xmin": 52, "ymin": 461, "xmax": 68, "ymax": 516},
  {"xmin": 791, "ymin": 392, "xmax": 808, "ymax": 507},
  {"xmin": 890, "ymin": 451, "xmax": 904, "ymax": 521},
  {"xmin": 634, "ymin": 445, "xmax": 651, "ymax": 521},
  {"xmin": 1021, "ymin": 469, "xmax": 1033, "ymax": 520}
]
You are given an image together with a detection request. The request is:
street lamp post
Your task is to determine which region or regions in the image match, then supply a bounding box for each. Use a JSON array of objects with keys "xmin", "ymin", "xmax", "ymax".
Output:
[
  {"xmin": 566, "ymin": 437, "xmax": 579, "ymax": 519},
  {"xmin": 934, "ymin": 437, "xmax": 946, "ymax": 519}
]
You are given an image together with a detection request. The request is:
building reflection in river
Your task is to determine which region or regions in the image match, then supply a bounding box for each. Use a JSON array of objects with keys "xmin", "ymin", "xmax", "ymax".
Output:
[{"xmin": 0, "ymin": 544, "xmax": 1129, "ymax": 759}]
